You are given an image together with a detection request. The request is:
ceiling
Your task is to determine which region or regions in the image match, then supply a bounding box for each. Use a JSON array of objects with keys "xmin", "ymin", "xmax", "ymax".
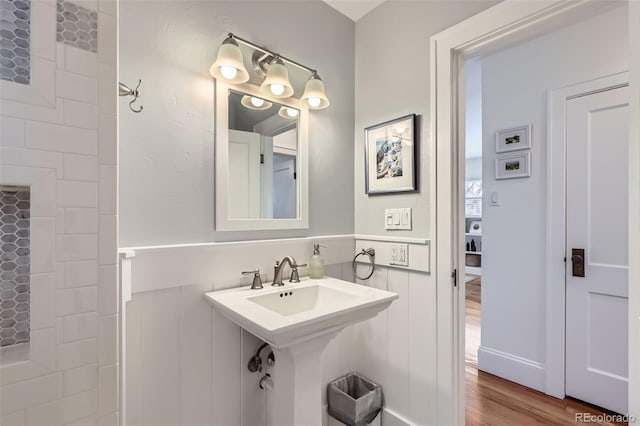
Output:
[{"xmin": 322, "ymin": 0, "xmax": 386, "ymax": 21}]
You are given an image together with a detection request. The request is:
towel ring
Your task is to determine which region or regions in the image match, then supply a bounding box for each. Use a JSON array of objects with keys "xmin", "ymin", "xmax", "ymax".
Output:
[{"xmin": 352, "ymin": 248, "xmax": 376, "ymax": 281}]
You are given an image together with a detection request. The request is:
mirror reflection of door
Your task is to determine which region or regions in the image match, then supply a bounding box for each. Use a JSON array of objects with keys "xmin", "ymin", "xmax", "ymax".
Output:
[{"xmin": 227, "ymin": 90, "xmax": 298, "ymax": 220}]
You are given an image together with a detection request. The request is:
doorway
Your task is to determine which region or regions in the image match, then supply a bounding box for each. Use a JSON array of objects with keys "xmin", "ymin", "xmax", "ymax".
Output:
[{"xmin": 430, "ymin": 2, "xmax": 640, "ymax": 424}]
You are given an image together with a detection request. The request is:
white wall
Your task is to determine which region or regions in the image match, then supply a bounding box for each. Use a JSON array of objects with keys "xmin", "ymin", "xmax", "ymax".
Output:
[
  {"xmin": 0, "ymin": 1, "xmax": 118, "ymax": 425},
  {"xmin": 118, "ymin": 0, "xmax": 355, "ymax": 247},
  {"xmin": 479, "ymin": 5, "xmax": 628, "ymax": 389},
  {"xmin": 354, "ymin": 0, "xmax": 498, "ymax": 238}
]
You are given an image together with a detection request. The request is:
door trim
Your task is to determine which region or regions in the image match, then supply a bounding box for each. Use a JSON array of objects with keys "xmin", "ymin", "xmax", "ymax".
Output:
[
  {"xmin": 546, "ymin": 72, "xmax": 629, "ymax": 399},
  {"xmin": 431, "ymin": 1, "xmax": 640, "ymax": 423}
]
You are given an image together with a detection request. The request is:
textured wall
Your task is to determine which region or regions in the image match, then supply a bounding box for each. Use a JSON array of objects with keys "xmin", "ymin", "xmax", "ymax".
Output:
[{"xmin": 118, "ymin": 0, "xmax": 355, "ymax": 246}]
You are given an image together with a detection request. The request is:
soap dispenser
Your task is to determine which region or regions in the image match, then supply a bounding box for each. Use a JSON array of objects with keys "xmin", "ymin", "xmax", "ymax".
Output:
[{"xmin": 308, "ymin": 243, "xmax": 325, "ymax": 279}]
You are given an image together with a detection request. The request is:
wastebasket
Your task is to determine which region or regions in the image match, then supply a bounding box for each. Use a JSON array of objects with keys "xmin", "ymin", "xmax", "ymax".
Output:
[{"xmin": 327, "ymin": 373, "xmax": 382, "ymax": 426}]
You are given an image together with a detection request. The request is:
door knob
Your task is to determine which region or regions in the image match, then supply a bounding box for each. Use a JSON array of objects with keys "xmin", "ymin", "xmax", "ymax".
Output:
[{"xmin": 571, "ymin": 248, "xmax": 585, "ymax": 277}]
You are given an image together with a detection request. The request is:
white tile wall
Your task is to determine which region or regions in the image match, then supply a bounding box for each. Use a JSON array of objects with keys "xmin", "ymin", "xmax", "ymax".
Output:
[{"xmin": 0, "ymin": 0, "xmax": 118, "ymax": 424}]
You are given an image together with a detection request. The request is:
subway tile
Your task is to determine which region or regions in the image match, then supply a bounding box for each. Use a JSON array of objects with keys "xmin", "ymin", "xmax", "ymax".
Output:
[
  {"xmin": 0, "ymin": 98, "xmax": 64, "ymax": 124},
  {"xmin": 64, "ymin": 208, "xmax": 98, "ymax": 234},
  {"xmin": 98, "ymin": 215, "xmax": 116, "ymax": 265},
  {"xmin": 64, "ymin": 45, "xmax": 98, "ymax": 77},
  {"xmin": 97, "ymin": 64, "xmax": 115, "ymax": 114},
  {"xmin": 29, "ymin": 328, "xmax": 57, "ymax": 371},
  {"xmin": 98, "ymin": 0, "xmax": 116, "ymax": 16},
  {"xmin": 56, "ymin": 234, "xmax": 97, "ymax": 262},
  {"xmin": 98, "ymin": 265, "xmax": 117, "ymax": 315},
  {"xmin": 98, "ymin": 364, "xmax": 117, "ymax": 416},
  {"xmin": 64, "ymin": 415, "xmax": 98, "ymax": 426},
  {"xmin": 57, "ymin": 338, "xmax": 97, "ymax": 370},
  {"xmin": 63, "ymin": 363, "xmax": 98, "ymax": 396},
  {"xmin": 61, "ymin": 389, "xmax": 98, "ymax": 424},
  {"xmin": 63, "ymin": 260, "xmax": 98, "ymax": 287},
  {"xmin": 0, "ymin": 373, "xmax": 63, "ymax": 414},
  {"xmin": 30, "ymin": 172, "xmax": 56, "ymax": 218},
  {"xmin": 63, "ymin": 99, "xmax": 99, "ymax": 130},
  {"xmin": 25, "ymin": 400, "xmax": 62, "ymax": 426},
  {"xmin": 57, "ymin": 43, "xmax": 66, "ymax": 69},
  {"xmin": 63, "ymin": 154, "xmax": 98, "ymax": 181},
  {"xmin": 63, "ymin": 312, "xmax": 97, "ymax": 342},
  {"xmin": 97, "ymin": 413, "xmax": 117, "ymax": 426},
  {"xmin": 98, "ymin": 314, "xmax": 116, "ymax": 366},
  {"xmin": 31, "ymin": 218, "xmax": 55, "ymax": 274},
  {"xmin": 57, "ymin": 181, "xmax": 97, "ymax": 207},
  {"xmin": 2, "ymin": 410, "xmax": 25, "ymax": 426},
  {"xmin": 97, "ymin": 114, "xmax": 115, "ymax": 165},
  {"xmin": 56, "ymin": 70, "xmax": 97, "ymax": 105},
  {"xmin": 31, "ymin": 273, "xmax": 56, "ymax": 330},
  {"xmin": 31, "ymin": 0, "xmax": 56, "ymax": 62},
  {"xmin": 57, "ymin": 208, "xmax": 65, "ymax": 234},
  {"xmin": 1, "ymin": 117, "xmax": 25, "ymax": 147},
  {"xmin": 98, "ymin": 166, "xmax": 115, "ymax": 214},
  {"xmin": 97, "ymin": 13, "xmax": 116, "ymax": 64},
  {"xmin": 0, "ymin": 148, "xmax": 63, "ymax": 177},
  {"xmin": 56, "ymin": 286, "xmax": 97, "ymax": 316},
  {"xmin": 26, "ymin": 121, "xmax": 96, "ymax": 155}
]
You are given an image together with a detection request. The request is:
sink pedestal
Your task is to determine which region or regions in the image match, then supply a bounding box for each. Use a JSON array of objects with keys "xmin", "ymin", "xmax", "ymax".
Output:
[{"xmin": 268, "ymin": 331, "xmax": 340, "ymax": 426}]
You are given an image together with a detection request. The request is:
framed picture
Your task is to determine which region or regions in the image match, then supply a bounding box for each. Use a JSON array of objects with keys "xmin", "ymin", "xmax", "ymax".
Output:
[
  {"xmin": 495, "ymin": 125, "xmax": 531, "ymax": 153},
  {"xmin": 495, "ymin": 152, "xmax": 531, "ymax": 179},
  {"xmin": 365, "ymin": 114, "xmax": 416, "ymax": 194}
]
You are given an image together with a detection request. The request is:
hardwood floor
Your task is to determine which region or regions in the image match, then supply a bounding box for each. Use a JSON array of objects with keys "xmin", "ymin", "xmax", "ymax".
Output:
[{"xmin": 464, "ymin": 276, "xmax": 627, "ymax": 426}]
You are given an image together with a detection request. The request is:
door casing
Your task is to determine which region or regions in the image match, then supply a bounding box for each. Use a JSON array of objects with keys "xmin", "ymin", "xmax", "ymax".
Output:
[{"xmin": 430, "ymin": 2, "xmax": 640, "ymax": 424}]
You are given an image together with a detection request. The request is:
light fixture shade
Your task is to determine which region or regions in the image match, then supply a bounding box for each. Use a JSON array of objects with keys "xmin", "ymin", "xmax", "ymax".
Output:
[
  {"xmin": 240, "ymin": 95, "xmax": 273, "ymax": 110},
  {"xmin": 261, "ymin": 57, "xmax": 294, "ymax": 98},
  {"xmin": 301, "ymin": 73, "xmax": 330, "ymax": 109},
  {"xmin": 209, "ymin": 37, "xmax": 250, "ymax": 83},
  {"xmin": 278, "ymin": 106, "xmax": 299, "ymax": 119}
]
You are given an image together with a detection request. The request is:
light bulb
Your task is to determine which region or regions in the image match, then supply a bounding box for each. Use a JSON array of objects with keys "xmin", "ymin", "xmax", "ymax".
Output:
[
  {"xmin": 286, "ymin": 108, "xmax": 298, "ymax": 118},
  {"xmin": 270, "ymin": 84, "xmax": 285, "ymax": 96},
  {"xmin": 220, "ymin": 65, "xmax": 237, "ymax": 80},
  {"xmin": 308, "ymin": 97, "xmax": 321, "ymax": 108},
  {"xmin": 250, "ymin": 97, "xmax": 264, "ymax": 108}
]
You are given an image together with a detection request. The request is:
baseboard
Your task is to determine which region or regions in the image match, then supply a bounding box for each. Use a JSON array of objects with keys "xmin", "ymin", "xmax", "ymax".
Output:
[{"xmin": 478, "ymin": 345, "xmax": 546, "ymax": 392}]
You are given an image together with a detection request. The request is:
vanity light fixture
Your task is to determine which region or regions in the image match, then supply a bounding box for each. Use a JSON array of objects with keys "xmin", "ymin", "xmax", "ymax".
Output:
[
  {"xmin": 210, "ymin": 35, "xmax": 250, "ymax": 84},
  {"xmin": 278, "ymin": 106, "xmax": 299, "ymax": 119},
  {"xmin": 210, "ymin": 33, "xmax": 330, "ymax": 109},
  {"xmin": 241, "ymin": 95, "xmax": 273, "ymax": 110}
]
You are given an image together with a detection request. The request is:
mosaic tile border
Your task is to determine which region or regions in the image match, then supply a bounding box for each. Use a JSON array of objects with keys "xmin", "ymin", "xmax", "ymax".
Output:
[
  {"xmin": 0, "ymin": 0, "xmax": 31, "ymax": 85},
  {"xmin": 0, "ymin": 187, "xmax": 30, "ymax": 348},
  {"xmin": 56, "ymin": 0, "xmax": 97, "ymax": 53}
]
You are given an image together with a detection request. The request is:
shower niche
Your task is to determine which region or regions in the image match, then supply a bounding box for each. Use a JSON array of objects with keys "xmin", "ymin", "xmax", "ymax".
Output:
[{"xmin": 0, "ymin": 186, "xmax": 31, "ymax": 349}]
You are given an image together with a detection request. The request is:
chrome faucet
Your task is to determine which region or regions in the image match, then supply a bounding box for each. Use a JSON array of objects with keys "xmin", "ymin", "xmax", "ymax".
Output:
[{"xmin": 272, "ymin": 256, "xmax": 306, "ymax": 286}]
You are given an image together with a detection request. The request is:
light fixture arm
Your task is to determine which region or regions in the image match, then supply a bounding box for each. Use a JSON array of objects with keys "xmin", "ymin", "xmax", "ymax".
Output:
[{"xmin": 227, "ymin": 32, "xmax": 317, "ymax": 75}]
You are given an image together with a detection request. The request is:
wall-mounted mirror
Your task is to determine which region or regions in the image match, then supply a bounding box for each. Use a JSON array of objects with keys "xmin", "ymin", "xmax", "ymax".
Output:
[{"xmin": 215, "ymin": 81, "xmax": 309, "ymax": 231}]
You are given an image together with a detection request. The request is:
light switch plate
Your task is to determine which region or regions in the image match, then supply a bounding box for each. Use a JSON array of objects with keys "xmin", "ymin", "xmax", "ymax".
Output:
[
  {"xmin": 384, "ymin": 208, "xmax": 412, "ymax": 230},
  {"xmin": 390, "ymin": 243, "xmax": 409, "ymax": 266}
]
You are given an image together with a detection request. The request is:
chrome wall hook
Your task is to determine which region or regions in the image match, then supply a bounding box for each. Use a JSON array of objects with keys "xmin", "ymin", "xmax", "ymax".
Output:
[{"xmin": 118, "ymin": 79, "xmax": 144, "ymax": 113}]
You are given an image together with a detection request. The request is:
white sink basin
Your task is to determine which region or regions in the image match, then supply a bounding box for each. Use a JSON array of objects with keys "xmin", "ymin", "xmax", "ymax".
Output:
[
  {"xmin": 205, "ymin": 276, "xmax": 397, "ymax": 425},
  {"xmin": 205, "ymin": 277, "xmax": 397, "ymax": 349}
]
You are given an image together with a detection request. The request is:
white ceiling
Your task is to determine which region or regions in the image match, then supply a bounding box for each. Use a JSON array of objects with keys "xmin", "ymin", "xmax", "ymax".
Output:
[{"xmin": 322, "ymin": 0, "xmax": 386, "ymax": 22}]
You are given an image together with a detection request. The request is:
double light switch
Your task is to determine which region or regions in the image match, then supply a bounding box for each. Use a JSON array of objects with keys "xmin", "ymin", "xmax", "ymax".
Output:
[{"xmin": 385, "ymin": 208, "xmax": 411, "ymax": 230}]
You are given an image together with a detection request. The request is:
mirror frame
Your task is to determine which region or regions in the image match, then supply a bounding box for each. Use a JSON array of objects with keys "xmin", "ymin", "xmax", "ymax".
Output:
[{"xmin": 215, "ymin": 79, "xmax": 309, "ymax": 231}]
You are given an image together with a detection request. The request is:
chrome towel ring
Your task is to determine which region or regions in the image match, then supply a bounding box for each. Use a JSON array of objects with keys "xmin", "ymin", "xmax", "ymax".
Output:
[{"xmin": 352, "ymin": 248, "xmax": 376, "ymax": 281}]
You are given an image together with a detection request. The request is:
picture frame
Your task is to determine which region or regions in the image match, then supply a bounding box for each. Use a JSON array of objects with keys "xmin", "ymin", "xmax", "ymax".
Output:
[
  {"xmin": 365, "ymin": 114, "xmax": 417, "ymax": 194},
  {"xmin": 495, "ymin": 151, "xmax": 531, "ymax": 179},
  {"xmin": 495, "ymin": 125, "xmax": 531, "ymax": 153}
]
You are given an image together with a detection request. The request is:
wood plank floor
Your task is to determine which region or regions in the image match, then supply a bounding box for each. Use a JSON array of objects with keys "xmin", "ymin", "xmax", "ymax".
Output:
[{"xmin": 464, "ymin": 277, "xmax": 627, "ymax": 426}]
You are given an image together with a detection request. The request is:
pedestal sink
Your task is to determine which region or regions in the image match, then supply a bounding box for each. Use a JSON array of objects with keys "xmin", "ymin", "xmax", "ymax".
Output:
[{"xmin": 204, "ymin": 277, "xmax": 398, "ymax": 426}]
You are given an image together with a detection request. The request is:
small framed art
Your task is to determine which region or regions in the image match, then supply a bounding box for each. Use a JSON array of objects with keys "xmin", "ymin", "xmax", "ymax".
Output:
[
  {"xmin": 495, "ymin": 125, "xmax": 531, "ymax": 153},
  {"xmin": 495, "ymin": 152, "xmax": 531, "ymax": 179},
  {"xmin": 365, "ymin": 114, "xmax": 417, "ymax": 194}
]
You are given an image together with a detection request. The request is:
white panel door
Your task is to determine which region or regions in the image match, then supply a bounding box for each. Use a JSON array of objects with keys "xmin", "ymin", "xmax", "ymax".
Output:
[
  {"xmin": 565, "ymin": 85, "xmax": 629, "ymax": 414},
  {"xmin": 228, "ymin": 129, "xmax": 261, "ymax": 219}
]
